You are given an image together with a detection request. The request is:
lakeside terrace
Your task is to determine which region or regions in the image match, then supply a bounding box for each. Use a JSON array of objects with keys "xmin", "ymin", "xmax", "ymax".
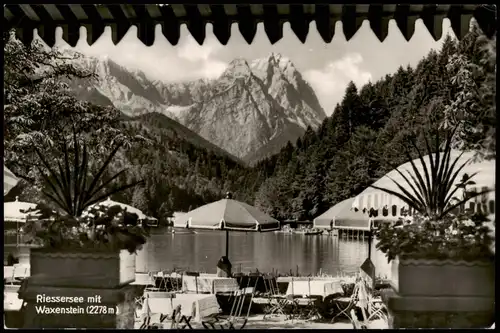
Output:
[{"xmin": 5, "ymin": 266, "xmax": 391, "ymax": 329}]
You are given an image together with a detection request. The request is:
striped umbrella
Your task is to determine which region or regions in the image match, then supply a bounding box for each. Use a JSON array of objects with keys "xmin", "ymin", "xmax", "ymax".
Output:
[
  {"xmin": 4, "ymin": 166, "xmax": 19, "ymax": 196},
  {"xmin": 351, "ymin": 150, "xmax": 496, "ymax": 218}
]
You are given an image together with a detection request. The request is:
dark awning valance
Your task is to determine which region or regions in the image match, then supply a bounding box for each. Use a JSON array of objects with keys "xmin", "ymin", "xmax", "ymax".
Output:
[{"xmin": 4, "ymin": 4, "xmax": 497, "ymax": 47}]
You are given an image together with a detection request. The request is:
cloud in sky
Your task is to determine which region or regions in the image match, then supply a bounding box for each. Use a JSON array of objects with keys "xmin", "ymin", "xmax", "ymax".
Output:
[
  {"xmin": 304, "ymin": 53, "xmax": 372, "ymax": 114},
  {"xmin": 56, "ymin": 25, "xmax": 226, "ymax": 83},
  {"xmin": 175, "ymin": 37, "xmax": 228, "ymax": 79},
  {"xmin": 49, "ymin": 19, "xmax": 453, "ymax": 115}
]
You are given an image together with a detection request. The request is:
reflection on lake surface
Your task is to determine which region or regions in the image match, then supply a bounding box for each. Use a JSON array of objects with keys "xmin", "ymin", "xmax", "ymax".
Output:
[{"xmin": 136, "ymin": 229, "xmax": 371, "ymax": 275}]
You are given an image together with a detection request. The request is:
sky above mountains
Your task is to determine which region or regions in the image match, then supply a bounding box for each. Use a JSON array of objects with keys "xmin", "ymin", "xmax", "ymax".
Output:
[{"xmin": 52, "ymin": 19, "xmax": 455, "ymax": 115}]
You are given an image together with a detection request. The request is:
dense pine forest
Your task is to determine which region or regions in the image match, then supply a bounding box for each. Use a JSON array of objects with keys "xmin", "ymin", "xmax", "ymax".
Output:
[
  {"xmin": 250, "ymin": 24, "xmax": 495, "ymax": 221},
  {"xmin": 4, "ymin": 22, "xmax": 495, "ymax": 225}
]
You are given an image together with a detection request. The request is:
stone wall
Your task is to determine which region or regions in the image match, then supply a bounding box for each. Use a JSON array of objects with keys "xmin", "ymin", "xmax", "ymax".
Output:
[{"xmin": 381, "ymin": 288, "xmax": 495, "ymax": 329}]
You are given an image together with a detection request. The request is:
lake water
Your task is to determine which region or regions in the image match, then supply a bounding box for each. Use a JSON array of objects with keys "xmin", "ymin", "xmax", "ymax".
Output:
[{"xmin": 135, "ymin": 229, "xmax": 373, "ymax": 276}]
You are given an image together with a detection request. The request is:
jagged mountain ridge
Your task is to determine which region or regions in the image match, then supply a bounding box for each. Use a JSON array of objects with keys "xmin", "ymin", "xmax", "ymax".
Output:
[{"xmin": 70, "ymin": 52, "xmax": 327, "ymax": 164}]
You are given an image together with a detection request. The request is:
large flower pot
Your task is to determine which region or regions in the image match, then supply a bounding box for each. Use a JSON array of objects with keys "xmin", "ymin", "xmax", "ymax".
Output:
[
  {"xmin": 390, "ymin": 256, "xmax": 495, "ymax": 297},
  {"xmin": 29, "ymin": 248, "xmax": 136, "ymax": 289},
  {"xmin": 384, "ymin": 256, "xmax": 495, "ymax": 328}
]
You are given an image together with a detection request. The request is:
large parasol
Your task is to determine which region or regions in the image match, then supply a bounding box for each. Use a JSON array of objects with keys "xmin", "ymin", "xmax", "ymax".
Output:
[
  {"xmin": 177, "ymin": 193, "xmax": 280, "ymax": 258},
  {"xmin": 4, "ymin": 166, "xmax": 19, "ymax": 196},
  {"xmin": 351, "ymin": 150, "xmax": 495, "ymax": 218}
]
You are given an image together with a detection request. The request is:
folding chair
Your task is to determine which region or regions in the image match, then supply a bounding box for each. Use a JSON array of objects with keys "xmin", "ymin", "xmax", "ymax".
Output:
[
  {"xmin": 137, "ymin": 296, "xmax": 163, "ymax": 330},
  {"xmin": 185, "ymin": 271, "xmax": 200, "ymax": 294},
  {"xmin": 139, "ymin": 313, "xmax": 164, "ymax": 329},
  {"xmin": 142, "ymin": 292, "xmax": 191, "ymax": 329},
  {"xmin": 156, "ymin": 270, "xmax": 169, "ymax": 291},
  {"xmin": 202, "ymin": 287, "xmax": 256, "ymax": 330},
  {"xmin": 262, "ymin": 275, "xmax": 287, "ymax": 319},
  {"xmin": 145, "ymin": 271, "xmax": 161, "ymax": 292},
  {"xmin": 331, "ymin": 280, "xmax": 361, "ymax": 323},
  {"xmin": 169, "ymin": 272, "xmax": 183, "ymax": 292},
  {"xmin": 348, "ymin": 280, "xmax": 388, "ymax": 329}
]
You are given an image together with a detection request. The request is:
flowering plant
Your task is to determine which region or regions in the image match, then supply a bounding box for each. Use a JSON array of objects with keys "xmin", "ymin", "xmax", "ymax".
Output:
[
  {"xmin": 22, "ymin": 203, "xmax": 150, "ymax": 254},
  {"xmin": 375, "ymin": 210, "xmax": 494, "ymax": 262},
  {"xmin": 372, "ymin": 128, "xmax": 494, "ymax": 262}
]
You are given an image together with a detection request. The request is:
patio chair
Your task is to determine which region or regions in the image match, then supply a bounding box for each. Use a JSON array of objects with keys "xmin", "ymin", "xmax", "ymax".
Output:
[
  {"xmin": 138, "ymin": 313, "xmax": 164, "ymax": 329},
  {"xmin": 155, "ymin": 270, "xmax": 168, "ymax": 291},
  {"xmin": 170, "ymin": 272, "xmax": 183, "ymax": 292},
  {"xmin": 202, "ymin": 286, "xmax": 256, "ymax": 330},
  {"xmin": 331, "ymin": 279, "xmax": 361, "ymax": 323},
  {"xmin": 348, "ymin": 280, "xmax": 388, "ymax": 329},
  {"xmin": 138, "ymin": 292, "xmax": 189, "ymax": 329},
  {"xmin": 287, "ymin": 277, "xmax": 323, "ymax": 320},
  {"xmin": 262, "ymin": 275, "xmax": 300, "ymax": 320},
  {"xmin": 185, "ymin": 271, "xmax": 200, "ymax": 294},
  {"xmin": 158, "ymin": 270, "xmax": 181, "ymax": 292},
  {"xmin": 262, "ymin": 274, "xmax": 287, "ymax": 318},
  {"xmin": 145, "ymin": 271, "xmax": 161, "ymax": 292}
]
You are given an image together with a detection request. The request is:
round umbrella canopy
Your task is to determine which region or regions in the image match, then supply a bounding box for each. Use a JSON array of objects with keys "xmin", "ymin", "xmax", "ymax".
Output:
[
  {"xmin": 4, "ymin": 197, "xmax": 41, "ymax": 249},
  {"xmin": 4, "ymin": 197, "xmax": 40, "ymax": 222},
  {"xmin": 178, "ymin": 197, "xmax": 280, "ymax": 257},
  {"xmin": 351, "ymin": 150, "xmax": 495, "ymax": 218},
  {"xmin": 314, "ymin": 198, "xmax": 371, "ymax": 230},
  {"xmin": 84, "ymin": 197, "xmax": 147, "ymax": 220},
  {"xmin": 4, "ymin": 166, "xmax": 19, "ymax": 196},
  {"xmin": 180, "ymin": 198, "xmax": 280, "ymax": 232}
]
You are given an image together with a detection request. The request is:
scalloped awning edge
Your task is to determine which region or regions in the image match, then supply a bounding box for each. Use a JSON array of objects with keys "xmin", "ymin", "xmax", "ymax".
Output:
[{"xmin": 3, "ymin": 4, "xmax": 497, "ymax": 47}]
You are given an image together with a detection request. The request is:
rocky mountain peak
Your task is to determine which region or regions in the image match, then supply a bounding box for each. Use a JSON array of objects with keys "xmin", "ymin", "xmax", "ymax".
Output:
[
  {"xmin": 222, "ymin": 58, "xmax": 252, "ymax": 77},
  {"xmin": 70, "ymin": 52, "xmax": 327, "ymax": 164}
]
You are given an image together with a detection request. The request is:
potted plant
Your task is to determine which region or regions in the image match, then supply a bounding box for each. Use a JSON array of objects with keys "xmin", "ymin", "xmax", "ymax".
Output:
[
  {"xmin": 372, "ymin": 129, "xmax": 495, "ymax": 327},
  {"xmin": 20, "ymin": 132, "xmax": 149, "ymax": 289}
]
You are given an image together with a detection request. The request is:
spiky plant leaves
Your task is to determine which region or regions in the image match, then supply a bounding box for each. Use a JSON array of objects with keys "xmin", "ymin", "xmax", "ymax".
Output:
[
  {"xmin": 23, "ymin": 132, "xmax": 149, "ymax": 253},
  {"xmin": 371, "ymin": 128, "xmax": 492, "ymax": 220},
  {"xmin": 33, "ymin": 133, "xmax": 143, "ymax": 217}
]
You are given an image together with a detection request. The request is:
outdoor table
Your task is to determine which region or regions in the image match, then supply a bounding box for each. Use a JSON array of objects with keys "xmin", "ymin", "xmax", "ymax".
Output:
[
  {"xmin": 285, "ymin": 280, "xmax": 344, "ymax": 299},
  {"xmin": 4, "ymin": 285, "xmax": 23, "ymax": 312},
  {"xmin": 4, "ymin": 264, "xmax": 30, "ymax": 282},
  {"xmin": 277, "ymin": 276, "xmax": 342, "ymax": 283},
  {"xmin": 182, "ymin": 275, "xmax": 239, "ymax": 294},
  {"xmin": 146, "ymin": 292, "xmax": 221, "ymax": 324},
  {"xmin": 132, "ymin": 272, "xmax": 156, "ymax": 286},
  {"xmin": 4, "ymin": 288, "xmax": 24, "ymax": 329}
]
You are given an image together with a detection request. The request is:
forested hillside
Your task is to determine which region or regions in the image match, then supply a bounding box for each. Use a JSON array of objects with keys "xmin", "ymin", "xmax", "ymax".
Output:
[
  {"xmin": 249, "ymin": 23, "xmax": 495, "ymax": 220},
  {"xmin": 108, "ymin": 112, "xmax": 249, "ymax": 220}
]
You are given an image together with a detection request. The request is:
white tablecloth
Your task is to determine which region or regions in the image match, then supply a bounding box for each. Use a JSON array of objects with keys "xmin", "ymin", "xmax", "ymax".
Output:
[
  {"xmin": 145, "ymin": 293, "xmax": 220, "ymax": 322},
  {"xmin": 133, "ymin": 273, "xmax": 156, "ymax": 286},
  {"xmin": 285, "ymin": 280, "xmax": 343, "ymax": 298},
  {"xmin": 277, "ymin": 276, "xmax": 351, "ymax": 283},
  {"xmin": 182, "ymin": 276, "xmax": 239, "ymax": 294},
  {"xmin": 4, "ymin": 285, "xmax": 23, "ymax": 312},
  {"xmin": 4, "ymin": 264, "xmax": 30, "ymax": 282}
]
